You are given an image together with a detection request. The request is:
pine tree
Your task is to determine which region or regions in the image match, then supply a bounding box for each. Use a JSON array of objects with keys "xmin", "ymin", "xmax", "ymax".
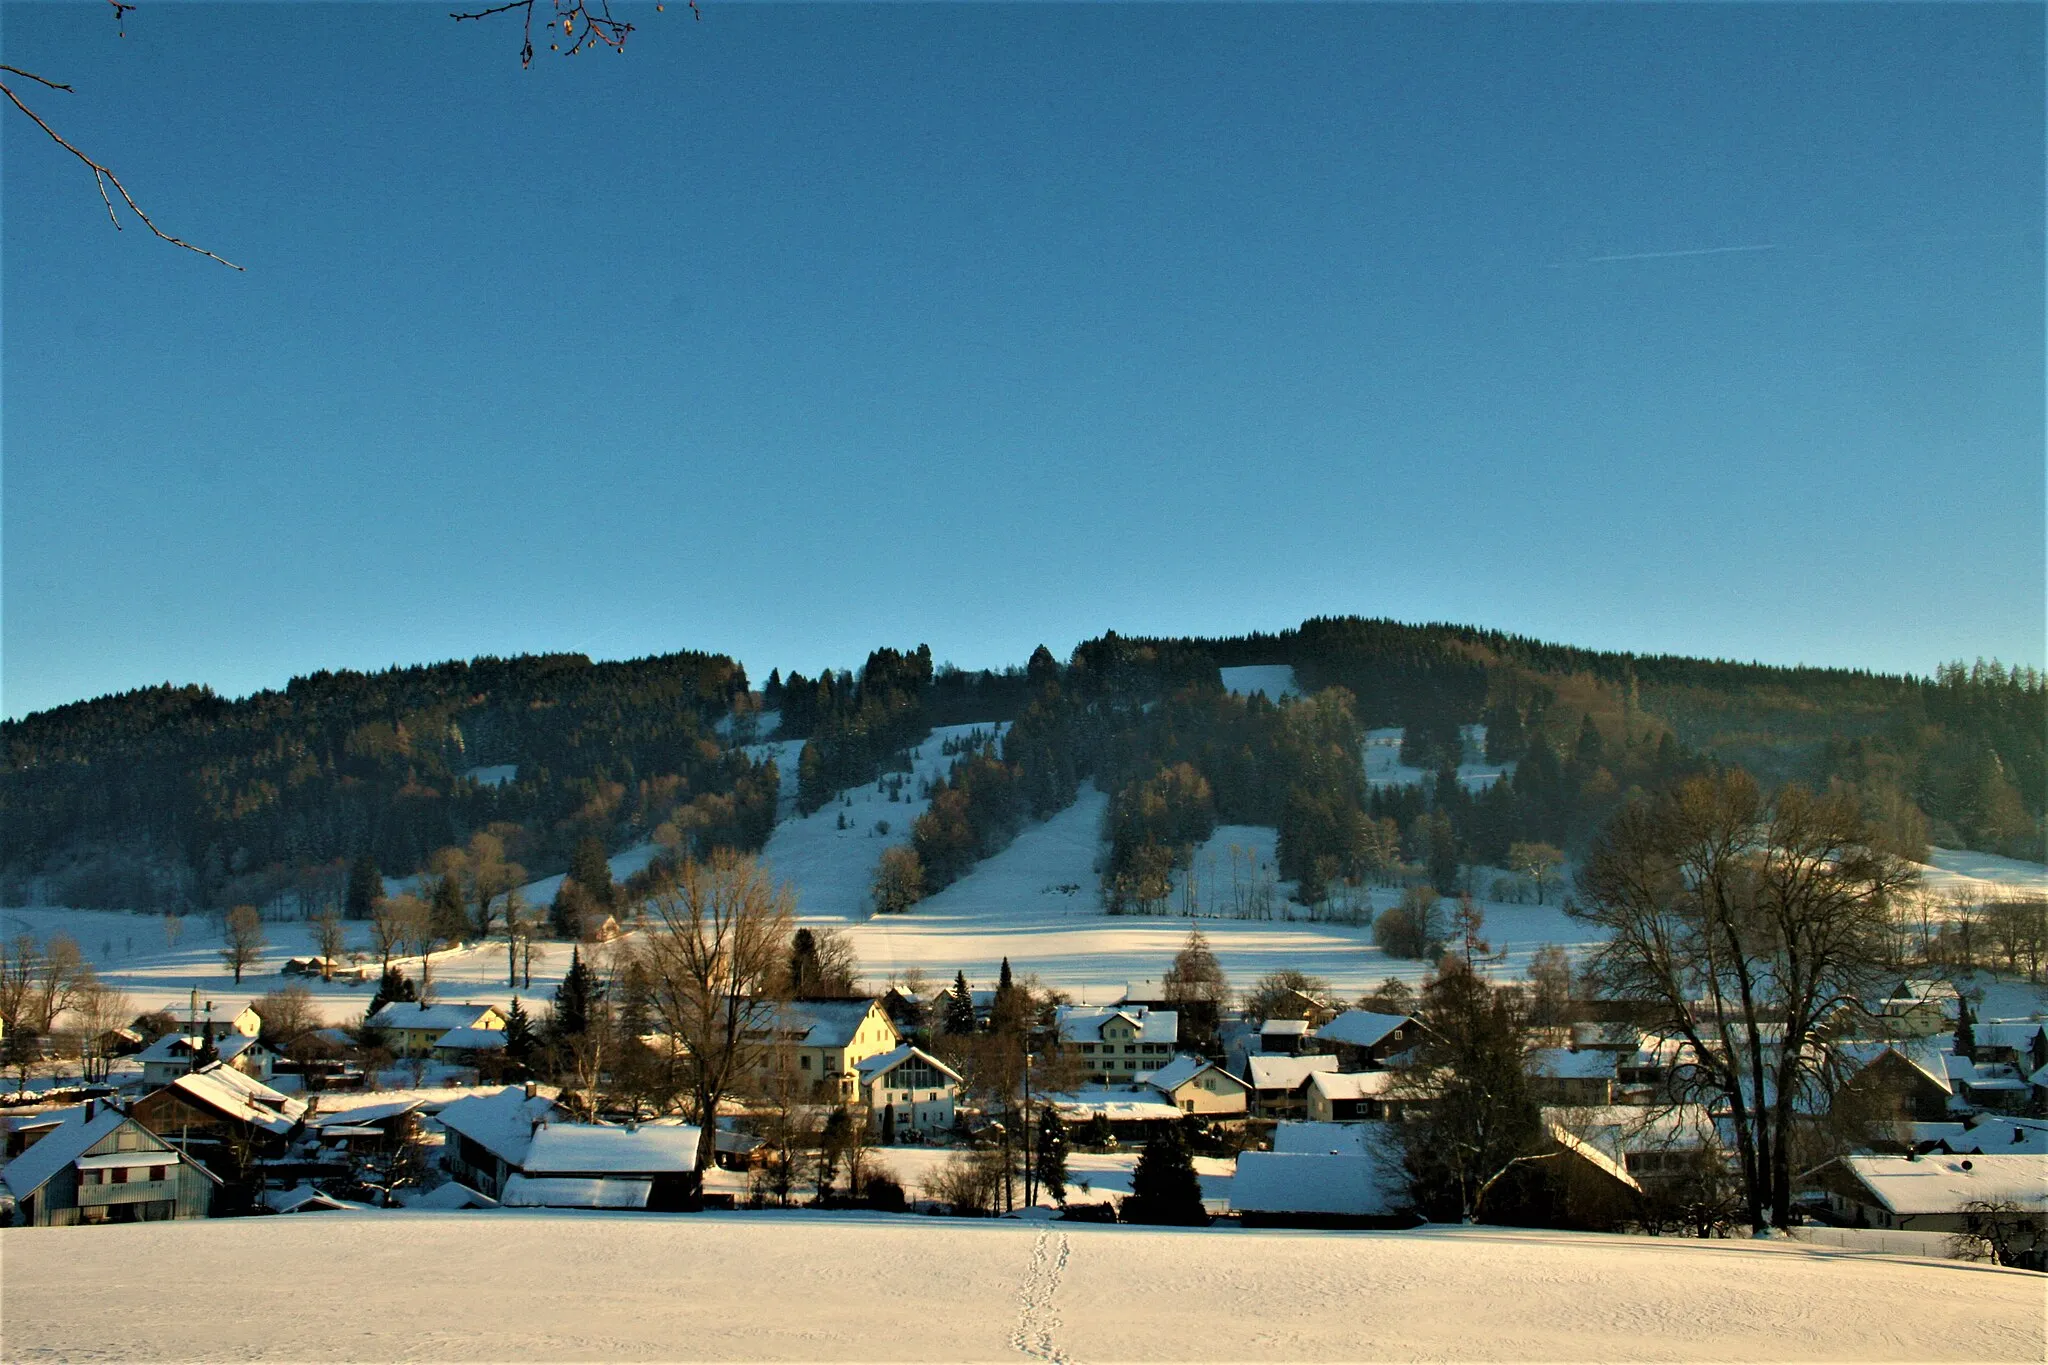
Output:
[
  {"xmin": 502, "ymin": 996, "xmax": 537, "ymax": 1067},
  {"xmin": 943, "ymin": 971, "xmax": 977, "ymax": 1036},
  {"xmin": 345, "ymin": 854, "xmax": 381, "ymax": 921},
  {"xmin": 1124, "ymin": 1125, "xmax": 1207, "ymax": 1225},
  {"xmin": 430, "ymin": 872, "xmax": 469, "ymax": 946},
  {"xmin": 190, "ymin": 1031, "xmax": 220, "ymax": 1070},
  {"xmin": 789, "ymin": 928, "xmax": 821, "ymax": 997},
  {"xmin": 1082, "ymin": 1112, "xmax": 1115, "ymax": 1151},
  {"xmin": 1955, "ymin": 998, "xmax": 1977, "ymax": 1061},
  {"xmin": 552, "ymin": 947, "xmax": 601, "ymax": 1040},
  {"xmin": 368, "ymin": 964, "xmax": 417, "ymax": 1018},
  {"xmin": 881, "ymin": 1102, "xmax": 897, "ymax": 1146},
  {"xmin": 1035, "ymin": 1107, "xmax": 1069, "ymax": 1207}
]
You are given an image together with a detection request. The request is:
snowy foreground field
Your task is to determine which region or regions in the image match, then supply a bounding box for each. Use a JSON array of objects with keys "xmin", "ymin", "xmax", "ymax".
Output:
[{"xmin": 4, "ymin": 1213, "xmax": 2043, "ymax": 1363}]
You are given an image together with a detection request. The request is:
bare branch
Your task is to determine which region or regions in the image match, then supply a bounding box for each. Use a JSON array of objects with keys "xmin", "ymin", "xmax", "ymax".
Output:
[{"xmin": 0, "ymin": 70, "xmax": 243, "ymax": 269}]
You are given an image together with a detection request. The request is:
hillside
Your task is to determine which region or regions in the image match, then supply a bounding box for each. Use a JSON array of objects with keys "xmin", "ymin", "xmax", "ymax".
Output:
[{"xmin": 2, "ymin": 1212, "xmax": 2041, "ymax": 1362}]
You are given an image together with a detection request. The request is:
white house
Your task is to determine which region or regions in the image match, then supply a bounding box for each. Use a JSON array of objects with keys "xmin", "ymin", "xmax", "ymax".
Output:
[
  {"xmin": 857, "ymin": 1045, "xmax": 962, "ymax": 1140},
  {"xmin": 1244, "ymin": 1054, "xmax": 1340, "ymax": 1119},
  {"xmin": 136, "ymin": 1033, "xmax": 274, "ymax": 1088},
  {"xmin": 1055, "ymin": 1005, "xmax": 1178, "ymax": 1084}
]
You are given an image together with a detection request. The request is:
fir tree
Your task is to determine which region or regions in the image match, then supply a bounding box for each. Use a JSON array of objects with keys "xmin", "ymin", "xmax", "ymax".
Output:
[
  {"xmin": 569, "ymin": 836, "xmax": 615, "ymax": 910},
  {"xmin": 430, "ymin": 872, "xmax": 469, "ymax": 946},
  {"xmin": 1955, "ymin": 998, "xmax": 1977, "ymax": 1061},
  {"xmin": 943, "ymin": 971, "xmax": 977, "ymax": 1036},
  {"xmin": 1081, "ymin": 1112, "xmax": 1115, "ymax": 1151},
  {"xmin": 552, "ymin": 947, "xmax": 602, "ymax": 1040},
  {"xmin": 1123, "ymin": 1125, "xmax": 1207, "ymax": 1225},
  {"xmin": 502, "ymin": 996, "xmax": 538, "ymax": 1067},
  {"xmin": 189, "ymin": 1031, "xmax": 220, "ymax": 1070},
  {"xmin": 1035, "ymin": 1107, "xmax": 1069, "ymax": 1207},
  {"xmin": 368, "ymin": 964, "xmax": 417, "ymax": 1017}
]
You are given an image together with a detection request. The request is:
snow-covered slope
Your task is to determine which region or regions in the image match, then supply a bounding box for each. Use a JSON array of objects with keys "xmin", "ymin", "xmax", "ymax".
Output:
[
  {"xmin": 1365, "ymin": 724, "xmax": 1514, "ymax": 791},
  {"xmin": 1219, "ymin": 664, "xmax": 1301, "ymax": 700},
  {"xmin": 1915, "ymin": 848, "xmax": 2048, "ymax": 900},
  {"xmin": 756, "ymin": 723, "xmax": 1008, "ymax": 921},
  {"xmin": 3, "ymin": 1212, "xmax": 2039, "ymax": 1362}
]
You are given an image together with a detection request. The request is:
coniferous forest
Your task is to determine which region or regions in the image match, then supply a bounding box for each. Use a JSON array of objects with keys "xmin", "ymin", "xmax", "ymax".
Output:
[{"xmin": 3, "ymin": 617, "xmax": 2040, "ymax": 917}]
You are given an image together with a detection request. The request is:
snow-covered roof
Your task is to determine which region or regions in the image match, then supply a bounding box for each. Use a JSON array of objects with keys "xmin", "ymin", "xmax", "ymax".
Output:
[
  {"xmin": 1838, "ymin": 1040, "xmax": 1953, "ymax": 1094},
  {"xmin": 1055, "ymin": 1005, "xmax": 1178, "ymax": 1047},
  {"xmin": 1974, "ymin": 1021, "xmax": 2046, "ymax": 1051},
  {"xmin": 1232, "ymin": 1145, "xmax": 1409, "ymax": 1218},
  {"xmin": 1541, "ymin": 1105, "xmax": 1718, "ymax": 1164},
  {"xmin": 1244, "ymin": 1054, "xmax": 1340, "ymax": 1091},
  {"xmin": 1048, "ymin": 1090, "xmax": 1184, "ymax": 1123},
  {"xmin": 410, "ymin": 1180, "xmax": 498, "ymax": 1210},
  {"xmin": 1571, "ymin": 1022, "xmax": 1642, "ymax": 1050},
  {"xmin": 1837, "ymin": 1154, "xmax": 2048, "ymax": 1216},
  {"xmin": 433, "ymin": 1087, "xmax": 558, "ymax": 1167},
  {"xmin": 1147, "ymin": 1055, "xmax": 1247, "ymax": 1095},
  {"xmin": 434, "ymin": 1027, "xmax": 508, "ymax": 1052},
  {"xmin": 855, "ymin": 1044, "xmax": 963, "ymax": 1087},
  {"xmin": 309, "ymin": 1098, "xmax": 422, "ymax": 1130},
  {"xmin": 263, "ymin": 1184, "xmax": 371, "ymax": 1213},
  {"xmin": 1258, "ymin": 1018, "xmax": 1312, "ymax": 1037},
  {"xmin": 1526, "ymin": 1048, "xmax": 1619, "ymax": 1081},
  {"xmin": 171, "ymin": 1064, "xmax": 306, "ymax": 1135},
  {"xmin": 1947, "ymin": 1116, "xmax": 2048, "ymax": 1156},
  {"xmin": 135, "ymin": 1032, "xmax": 263, "ymax": 1066},
  {"xmin": 521, "ymin": 1121, "xmax": 699, "ymax": 1176},
  {"xmin": 1307, "ymin": 1070, "xmax": 1400, "ymax": 1102},
  {"xmin": 1546, "ymin": 1122, "xmax": 1641, "ymax": 1193},
  {"xmin": 1, "ymin": 1106, "xmax": 130, "ymax": 1201},
  {"xmin": 775, "ymin": 999, "xmax": 888, "ymax": 1049},
  {"xmin": 367, "ymin": 1003, "xmax": 503, "ymax": 1034},
  {"xmin": 1270, "ymin": 1121, "xmax": 1378, "ymax": 1156},
  {"xmin": 1313, "ymin": 1011, "xmax": 1411, "ymax": 1050},
  {"xmin": 501, "ymin": 1174, "xmax": 651, "ymax": 1209}
]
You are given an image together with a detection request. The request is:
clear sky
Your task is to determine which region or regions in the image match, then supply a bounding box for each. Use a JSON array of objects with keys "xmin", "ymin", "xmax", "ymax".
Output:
[{"xmin": 3, "ymin": 2, "xmax": 2042, "ymax": 719}]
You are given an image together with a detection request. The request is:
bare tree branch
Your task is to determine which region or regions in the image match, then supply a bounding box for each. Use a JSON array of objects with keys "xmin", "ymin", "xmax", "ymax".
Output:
[
  {"xmin": 0, "ymin": 65, "xmax": 243, "ymax": 270},
  {"xmin": 450, "ymin": 0, "xmax": 698, "ymax": 69}
]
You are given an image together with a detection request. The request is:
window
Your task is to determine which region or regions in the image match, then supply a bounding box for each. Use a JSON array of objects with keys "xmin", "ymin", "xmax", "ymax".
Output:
[
  {"xmin": 82, "ymin": 1169, "xmax": 103, "ymax": 1186},
  {"xmin": 150, "ymin": 1166, "xmax": 167, "ymax": 1182},
  {"xmin": 800, "ymin": 1055, "xmax": 811, "ymax": 1069},
  {"xmin": 112, "ymin": 1168, "xmax": 129, "ymax": 1184}
]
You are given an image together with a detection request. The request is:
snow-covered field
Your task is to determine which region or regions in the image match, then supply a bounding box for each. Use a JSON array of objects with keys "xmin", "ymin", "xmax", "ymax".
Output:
[
  {"xmin": 3, "ymin": 1212, "xmax": 2040, "ymax": 1362},
  {"xmin": 1365, "ymin": 726, "xmax": 1513, "ymax": 792},
  {"xmin": 1218, "ymin": 664, "xmax": 1301, "ymax": 700},
  {"xmin": 1914, "ymin": 847, "xmax": 2048, "ymax": 901}
]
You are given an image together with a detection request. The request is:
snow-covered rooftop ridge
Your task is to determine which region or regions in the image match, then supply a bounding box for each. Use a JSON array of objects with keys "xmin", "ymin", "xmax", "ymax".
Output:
[
  {"xmin": 1244, "ymin": 1054, "xmax": 1340, "ymax": 1089},
  {"xmin": 1314, "ymin": 1010, "xmax": 1411, "ymax": 1049},
  {"xmin": 1307, "ymin": 1069, "xmax": 1400, "ymax": 1100},
  {"xmin": 1054, "ymin": 1004, "xmax": 1178, "ymax": 1045},
  {"xmin": 523, "ymin": 1121, "xmax": 700, "ymax": 1176},
  {"xmin": 1147, "ymin": 1054, "xmax": 1231, "ymax": 1093},
  {"xmin": 433, "ymin": 1086, "xmax": 558, "ymax": 1167},
  {"xmin": 777, "ymin": 998, "xmax": 886, "ymax": 1048},
  {"xmin": 856, "ymin": 1044, "xmax": 962, "ymax": 1085},
  {"xmin": 435, "ymin": 1026, "xmax": 508, "ymax": 1051},
  {"xmin": 1840, "ymin": 1153, "xmax": 2048, "ymax": 1214},
  {"xmin": 366, "ymin": 1002, "xmax": 503, "ymax": 1033},
  {"xmin": 1232, "ymin": 1143, "xmax": 1409, "ymax": 1217},
  {"xmin": 1046, "ymin": 1091, "xmax": 1184, "ymax": 1122},
  {"xmin": 1, "ymin": 1105, "xmax": 130, "ymax": 1200},
  {"xmin": 134, "ymin": 1032, "xmax": 263, "ymax": 1065},
  {"xmin": 171, "ymin": 1063, "xmax": 306, "ymax": 1134}
]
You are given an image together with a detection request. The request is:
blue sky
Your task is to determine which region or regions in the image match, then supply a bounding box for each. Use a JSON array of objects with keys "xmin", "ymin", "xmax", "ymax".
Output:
[{"xmin": 3, "ymin": 2, "xmax": 2041, "ymax": 718}]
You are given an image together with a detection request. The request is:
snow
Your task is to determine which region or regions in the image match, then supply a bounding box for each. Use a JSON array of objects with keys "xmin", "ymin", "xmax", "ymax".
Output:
[
  {"xmin": 1365, "ymin": 724, "xmax": 1514, "ymax": 791},
  {"xmin": 1233, "ymin": 1147, "xmax": 1408, "ymax": 1218},
  {"xmin": 1913, "ymin": 847, "xmax": 2048, "ymax": 901},
  {"xmin": 4, "ymin": 1213, "xmax": 2041, "ymax": 1361},
  {"xmin": 460, "ymin": 764, "xmax": 517, "ymax": 788},
  {"xmin": 523, "ymin": 1120, "xmax": 700, "ymax": 1175},
  {"xmin": 1218, "ymin": 664, "xmax": 1301, "ymax": 700},
  {"xmin": 756, "ymin": 723, "xmax": 1010, "ymax": 921}
]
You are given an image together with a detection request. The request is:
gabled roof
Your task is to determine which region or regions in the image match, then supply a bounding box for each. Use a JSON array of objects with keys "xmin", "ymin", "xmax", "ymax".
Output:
[
  {"xmin": 366, "ymin": 1002, "xmax": 504, "ymax": 1034},
  {"xmin": 2, "ymin": 1106, "xmax": 129, "ymax": 1201},
  {"xmin": 1271, "ymin": 1121, "xmax": 1379, "ymax": 1155},
  {"xmin": 434, "ymin": 1087, "xmax": 558, "ymax": 1167},
  {"xmin": 1244, "ymin": 1054, "xmax": 1340, "ymax": 1091},
  {"xmin": 410, "ymin": 1180, "xmax": 498, "ymax": 1210},
  {"xmin": 309, "ymin": 1098, "xmax": 422, "ymax": 1130},
  {"xmin": 774, "ymin": 999, "xmax": 892, "ymax": 1049},
  {"xmin": 1055, "ymin": 1005, "xmax": 1178, "ymax": 1046},
  {"xmin": 856, "ymin": 1044, "xmax": 963, "ymax": 1087},
  {"xmin": 521, "ymin": 1121, "xmax": 699, "ymax": 1176},
  {"xmin": 135, "ymin": 1032, "xmax": 264, "ymax": 1066},
  {"xmin": 1047, "ymin": 1091, "xmax": 1184, "ymax": 1123},
  {"xmin": 1974, "ymin": 1021, "xmax": 2047, "ymax": 1051},
  {"xmin": 1835, "ymin": 1154, "xmax": 2048, "ymax": 1216},
  {"xmin": 434, "ymin": 1027, "xmax": 508, "ymax": 1052},
  {"xmin": 169, "ymin": 1064, "xmax": 306, "ymax": 1135},
  {"xmin": 1946, "ymin": 1116, "xmax": 2048, "ymax": 1156},
  {"xmin": 1546, "ymin": 1122, "xmax": 1641, "ymax": 1194},
  {"xmin": 1258, "ymin": 1018, "xmax": 1312, "ymax": 1037},
  {"xmin": 1147, "ymin": 1055, "xmax": 1249, "ymax": 1096},
  {"xmin": 1313, "ymin": 1011, "xmax": 1411, "ymax": 1050},
  {"xmin": 1307, "ymin": 1070, "xmax": 1400, "ymax": 1102},
  {"xmin": 1838, "ymin": 1040, "xmax": 1953, "ymax": 1094}
]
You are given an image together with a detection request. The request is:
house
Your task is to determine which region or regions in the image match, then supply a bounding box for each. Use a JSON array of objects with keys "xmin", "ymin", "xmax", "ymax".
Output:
[
  {"xmin": 857, "ymin": 1045, "xmax": 963, "ymax": 1140},
  {"xmin": 1941, "ymin": 1114, "xmax": 2048, "ymax": 1157},
  {"xmin": 436, "ymin": 1085, "xmax": 700, "ymax": 1209},
  {"xmin": 136, "ymin": 1032, "xmax": 275, "ymax": 1088},
  {"xmin": 1232, "ymin": 1132, "xmax": 1415, "ymax": 1228},
  {"xmin": 1256, "ymin": 1017, "xmax": 1313, "ymax": 1055},
  {"xmin": 281, "ymin": 956, "xmax": 368, "ymax": 982},
  {"xmin": 1970, "ymin": 1021, "xmax": 2048, "ymax": 1073},
  {"xmin": 1147, "ymin": 1055, "xmax": 1250, "ymax": 1117},
  {"xmin": 1262, "ymin": 986, "xmax": 1340, "ymax": 1027},
  {"xmin": 1867, "ymin": 979, "xmax": 1962, "ymax": 1037},
  {"xmin": 1835, "ymin": 1041, "xmax": 1958, "ymax": 1123},
  {"xmin": 1270, "ymin": 1120, "xmax": 1380, "ymax": 1155},
  {"xmin": 432, "ymin": 1027, "xmax": 510, "ymax": 1065},
  {"xmin": 1055, "ymin": 1005, "xmax": 1179, "ymax": 1084},
  {"xmin": 1809, "ymin": 1152, "xmax": 2048, "ymax": 1259},
  {"xmin": 748, "ymin": 998, "xmax": 902, "ymax": 1102},
  {"xmin": 3, "ymin": 1101, "xmax": 221, "ymax": 1226},
  {"xmin": 1305, "ymin": 1069, "xmax": 1407, "ymax": 1123},
  {"xmin": 1048, "ymin": 1090, "xmax": 1185, "ymax": 1142},
  {"xmin": 1946, "ymin": 1052, "xmax": 2034, "ymax": 1115},
  {"xmin": 1570, "ymin": 1021, "xmax": 1643, "ymax": 1054},
  {"xmin": 304, "ymin": 1097, "xmax": 425, "ymax": 1158},
  {"xmin": 127, "ymin": 1063, "xmax": 309, "ymax": 1181},
  {"xmin": 1524, "ymin": 1049, "xmax": 1618, "ymax": 1106},
  {"xmin": 261, "ymin": 1184, "xmax": 374, "ymax": 1213},
  {"xmin": 1308, "ymin": 1011, "xmax": 1420, "ymax": 1069},
  {"xmin": 1243, "ymin": 1054, "xmax": 1340, "ymax": 1119},
  {"xmin": 364, "ymin": 1002, "xmax": 507, "ymax": 1058},
  {"xmin": 1543, "ymin": 1104, "xmax": 1722, "ymax": 1186}
]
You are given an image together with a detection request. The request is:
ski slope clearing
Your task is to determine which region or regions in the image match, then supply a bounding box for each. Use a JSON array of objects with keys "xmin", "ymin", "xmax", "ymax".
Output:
[
  {"xmin": 1365, "ymin": 726, "xmax": 1513, "ymax": 792},
  {"xmin": 1219, "ymin": 664, "xmax": 1301, "ymax": 700},
  {"xmin": 3, "ymin": 1212, "xmax": 2040, "ymax": 1363},
  {"xmin": 756, "ymin": 723, "xmax": 1008, "ymax": 922}
]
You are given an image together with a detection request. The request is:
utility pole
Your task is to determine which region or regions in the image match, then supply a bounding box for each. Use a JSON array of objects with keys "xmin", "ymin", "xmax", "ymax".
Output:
[{"xmin": 1021, "ymin": 1044, "xmax": 1034, "ymax": 1210}]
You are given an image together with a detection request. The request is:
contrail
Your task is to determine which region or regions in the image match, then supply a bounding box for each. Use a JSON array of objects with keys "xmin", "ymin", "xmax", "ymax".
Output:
[{"xmin": 1583, "ymin": 243, "xmax": 1778, "ymax": 264}]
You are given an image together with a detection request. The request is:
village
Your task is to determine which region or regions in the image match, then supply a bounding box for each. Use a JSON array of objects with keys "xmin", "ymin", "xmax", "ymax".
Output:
[{"xmin": 5, "ymin": 942, "xmax": 2044, "ymax": 1270}]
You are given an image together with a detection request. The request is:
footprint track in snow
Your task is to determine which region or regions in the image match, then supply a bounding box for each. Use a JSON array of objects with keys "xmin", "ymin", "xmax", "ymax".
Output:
[{"xmin": 1010, "ymin": 1226, "xmax": 1074, "ymax": 1363}]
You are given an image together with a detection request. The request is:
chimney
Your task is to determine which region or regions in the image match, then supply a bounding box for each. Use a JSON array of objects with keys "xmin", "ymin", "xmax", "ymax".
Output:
[
  {"xmin": 84, "ymin": 1100, "xmax": 96, "ymax": 1121},
  {"xmin": 523, "ymin": 1080, "xmax": 537, "ymax": 1100}
]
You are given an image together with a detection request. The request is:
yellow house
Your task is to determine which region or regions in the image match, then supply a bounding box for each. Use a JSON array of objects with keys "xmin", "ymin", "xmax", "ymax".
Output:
[
  {"xmin": 749, "ymin": 999, "xmax": 901, "ymax": 1102},
  {"xmin": 365, "ymin": 1002, "xmax": 507, "ymax": 1057},
  {"xmin": 1148, "ymin": 1055, "xmax": 1250, "ymax": 1117}
]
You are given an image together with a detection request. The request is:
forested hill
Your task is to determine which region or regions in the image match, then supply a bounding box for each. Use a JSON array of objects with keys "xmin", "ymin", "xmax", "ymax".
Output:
[{"xmin": 3, "ymin": 618, "xmax": 2041, "ymax": 915}]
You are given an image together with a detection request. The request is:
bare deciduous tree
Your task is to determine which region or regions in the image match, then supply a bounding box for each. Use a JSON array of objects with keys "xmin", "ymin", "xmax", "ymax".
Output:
[
  {"xmin": 637, "ymin": 849, "xmax": 796, "ymax": 1173},
  {"xmin": 220, "ymin": 904, "xmax": 267, "ymax": 984},
  {"xmin": 1572, "ymin": 771, "xmax": 1915, "ymax": 1231}
]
